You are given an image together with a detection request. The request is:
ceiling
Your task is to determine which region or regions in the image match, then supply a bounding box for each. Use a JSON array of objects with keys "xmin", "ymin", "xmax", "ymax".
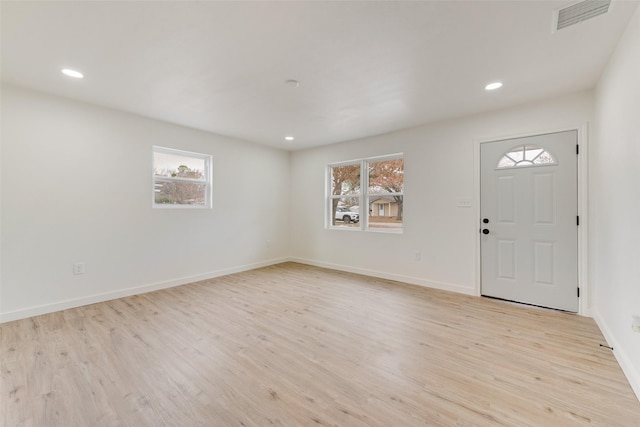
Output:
[{"xmin": 2, "ymin": 1, "xmax": 638, "ymax": 150}]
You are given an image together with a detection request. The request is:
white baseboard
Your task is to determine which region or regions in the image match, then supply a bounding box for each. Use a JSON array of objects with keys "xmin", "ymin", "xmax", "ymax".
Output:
[
  {"xmin": 581, "ymin": 307, "xmax": 594, "ymax": 318},
  {"xmin": 0, "ymin": 257, "xmax": 289, "ymax": 323},
  {"xmin": 593, "ymin": 310, "xmax": 640, "ymax": 402},
  {"xmin": 289, "ymin": 257, "xmax": 476, "ymax": 296}
]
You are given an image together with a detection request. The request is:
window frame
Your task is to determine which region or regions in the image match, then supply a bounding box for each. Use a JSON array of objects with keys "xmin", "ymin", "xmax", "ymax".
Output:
[
  {"xmin": 327, "ymin": 153, "xmax": 404, "ymax": 233},
  {"xmin": 152, "ymin": 146, "xmax": 213, "ymax": 209}
]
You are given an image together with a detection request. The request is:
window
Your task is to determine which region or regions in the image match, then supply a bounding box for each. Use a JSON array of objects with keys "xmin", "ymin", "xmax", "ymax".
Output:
[
  {"xmin": 328, "ymin": 154, "xmax": 403, "ymax": 232},
  {"xmin": 497, "ymin": 145, "xmax": 556, "ymax": 169},
  {"xmin": 328, "ymin": 162, "xmax": 361, "ymax": 228},
  {"xmin": 153, "ymin": 146, "xmax": 212, "ymax": 208},
  {"xmin": 367, "ymin": 157, "xmax": 404, "ymax": 231}
]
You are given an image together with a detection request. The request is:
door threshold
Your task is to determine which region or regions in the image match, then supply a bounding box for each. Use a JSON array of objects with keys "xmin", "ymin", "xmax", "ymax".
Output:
[{"xmin": 481, "ymin": 295, "xmax": 577, "ymax": 314}]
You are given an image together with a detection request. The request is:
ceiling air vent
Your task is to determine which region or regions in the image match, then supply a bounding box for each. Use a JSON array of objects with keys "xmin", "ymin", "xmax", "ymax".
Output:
[{"xmin": 553, "ymin": 0, "xmax": 611, "ymax": 32}]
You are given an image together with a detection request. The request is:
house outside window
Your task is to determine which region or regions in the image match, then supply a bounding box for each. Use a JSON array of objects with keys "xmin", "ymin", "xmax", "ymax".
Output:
[{"xmin": 367, "ymin": 156, "xmax": 404, "ymax": 231}]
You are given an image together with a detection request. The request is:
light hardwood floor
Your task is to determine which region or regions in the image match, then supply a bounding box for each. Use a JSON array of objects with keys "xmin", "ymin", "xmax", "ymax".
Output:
[{"xmin": 2, "ymin": 262, "xmax": 639, "ymax": 426}]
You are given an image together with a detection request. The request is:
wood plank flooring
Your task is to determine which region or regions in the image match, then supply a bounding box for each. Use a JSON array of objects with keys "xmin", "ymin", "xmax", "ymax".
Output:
[{"xmin": 2, "ymin": 262, "xmax": 639, "ymax": 426}]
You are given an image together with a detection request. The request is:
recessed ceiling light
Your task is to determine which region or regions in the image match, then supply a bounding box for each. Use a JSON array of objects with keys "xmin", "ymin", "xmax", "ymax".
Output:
[
  {"xmin": 61, "ymin": 68, "xmax": 84, "ymax": 79},
  {"xmin": 285, "ymin": 136, "xmax": 294, "ymax": 141},
  {"xmin": 485, "ymin": 82, "xmax": 503, "ymax": 91},
  {"xmin": 285, "ymin": 79, "xmax": 299, "ymax": 88}
]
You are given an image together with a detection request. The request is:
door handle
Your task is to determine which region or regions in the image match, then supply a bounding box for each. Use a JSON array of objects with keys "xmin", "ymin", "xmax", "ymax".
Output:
[{"xmin": 482, "ymin": 229, "xmax": 490, "ymax": 235}]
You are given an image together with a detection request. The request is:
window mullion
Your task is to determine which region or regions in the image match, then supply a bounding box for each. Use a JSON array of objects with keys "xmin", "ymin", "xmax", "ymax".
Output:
[
  {"xmin": 362, "ymin": 159, "xmax": 368, "ymax": 230},
  {"xmin": 155, "ymin": 176, "xmax": 208, "ymax": 184}
]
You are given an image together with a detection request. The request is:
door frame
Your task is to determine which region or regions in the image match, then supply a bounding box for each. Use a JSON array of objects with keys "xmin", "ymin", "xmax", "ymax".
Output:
[{"xmin": 473, "ymin": 124, "xmax": 590, "ymax": 316}]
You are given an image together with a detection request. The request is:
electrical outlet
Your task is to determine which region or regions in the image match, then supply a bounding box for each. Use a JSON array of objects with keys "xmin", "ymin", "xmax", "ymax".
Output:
[
  {"xmin": 456, "ymin": 198, "xmax": 472, "ymax": 208},
  {"xmin": 632, "ymin": 315, "xmax": 640, "ymax": 333},
  {"xmin": 73, "ymin": 262, "xmax": 85, "ymax": 275},
  {"xmin": 414, "ymin": 251, "xmax": 421, "ymax": 261}
]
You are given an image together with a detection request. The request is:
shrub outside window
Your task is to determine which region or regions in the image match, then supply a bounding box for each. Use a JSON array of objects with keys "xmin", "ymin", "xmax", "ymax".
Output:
[
  {"xmin": 153, "ymin": 146, "xmax": 212, "ymax": 208},
  {"xmin": 328, "ymin": 154, "xmax": 403, "ymax": 232}
]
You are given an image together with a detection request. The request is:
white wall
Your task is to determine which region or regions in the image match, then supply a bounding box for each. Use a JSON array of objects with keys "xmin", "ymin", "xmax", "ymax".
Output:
[
  {"xmin": 290, "ymin": 91, "xmax": 594, "ymax": 297},
  {"xmin": 0, "ymin": 84, "xmax": 290, "ymax": 322},
  {"xmin": 592, "ymin": 7, "xmax": 640, "ymax": 399}
]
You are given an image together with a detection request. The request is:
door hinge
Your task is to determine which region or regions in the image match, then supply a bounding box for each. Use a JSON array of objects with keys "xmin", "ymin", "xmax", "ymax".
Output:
[
  {"xmin": 576, "ymin": 144, "xmax": 579, "ymax": 155},
  {"xmin": 577, "ymin": 287, "xmax": 580, "ymax": 298},
  {"xmin": 577, "ymin": 216, "xmax": 580, "ymax": 226}
]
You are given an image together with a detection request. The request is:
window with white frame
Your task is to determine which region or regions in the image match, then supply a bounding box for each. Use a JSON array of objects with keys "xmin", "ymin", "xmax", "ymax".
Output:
[
  {"xmin": 367, "ymin": 156, "xmax": 404, "ymax": 231},
  {"xmin": 328, "ymin": 154, "xmax": 403, "ymax": 232},
  {"xmin": 328, "ymin": 162, "xmax": 361, "ymax": 228},
  {"xmin": 153, "ymin": 146, "xmax": 212, "ymax": 208}
]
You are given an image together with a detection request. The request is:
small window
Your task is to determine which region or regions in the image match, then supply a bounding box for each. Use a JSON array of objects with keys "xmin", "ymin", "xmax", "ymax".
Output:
[
  {"xmin": 153, "ymin": 146, "xmax": 212, "ymax": 208},
  {"xmin": 497, "ymin": 145, "xmax": 556, "ymax": 169}
]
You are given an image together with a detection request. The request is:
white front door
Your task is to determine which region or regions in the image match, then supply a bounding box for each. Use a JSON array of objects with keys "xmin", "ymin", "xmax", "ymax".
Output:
[{"xmin": 480, "ymin": 131, "xmax": 578, "ymax": 312}]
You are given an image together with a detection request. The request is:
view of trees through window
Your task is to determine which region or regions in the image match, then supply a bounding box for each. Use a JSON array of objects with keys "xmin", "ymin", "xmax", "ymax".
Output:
[
  {"xmin": 328, "ymin": 155, "xmax": 403, "ymax": 231},
  {"xmin": 153, "ymin": 147, "xmax": 211, "ymax": 207},
  {"xmin": 368, "ymin": 158, "xmax": 404, "ymax": 229},
  {"xmin": 329, "ymin": 163, "xmax": 361, "ymax": 227}
]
